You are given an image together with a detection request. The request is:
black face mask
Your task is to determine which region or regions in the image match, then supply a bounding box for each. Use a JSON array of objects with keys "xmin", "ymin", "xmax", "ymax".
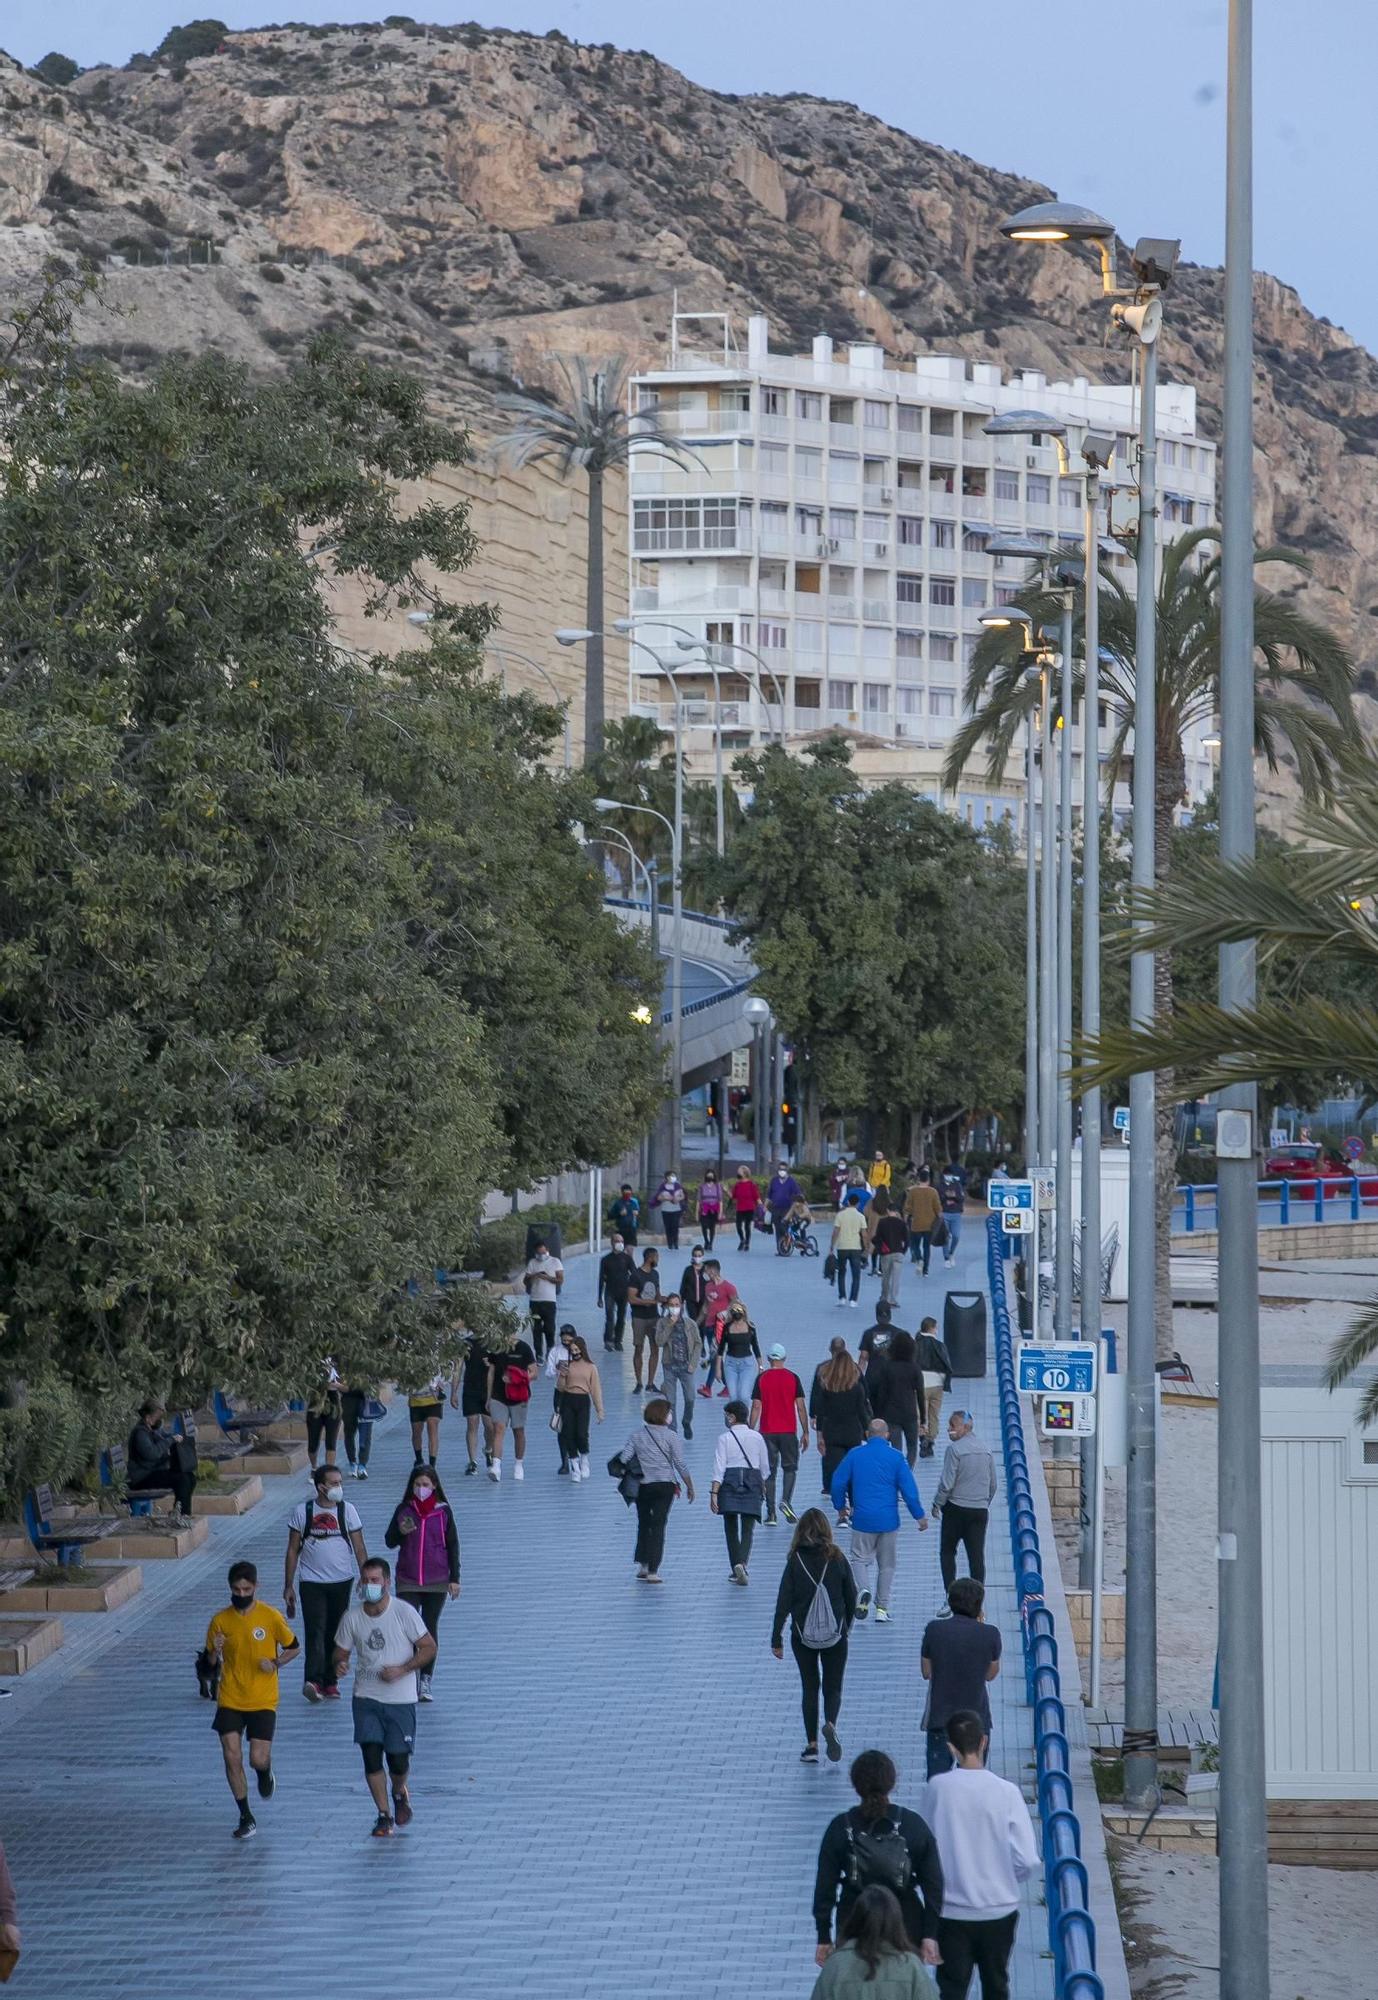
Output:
[{"xmin": 230, "ymin": 1594, "xmax": 255, "ymax": 1611}]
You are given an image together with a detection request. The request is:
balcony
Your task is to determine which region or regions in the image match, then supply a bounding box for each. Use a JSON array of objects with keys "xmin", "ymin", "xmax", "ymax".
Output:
[
  {"xmin": 1027, "ymin": 503, "xmax": 1053, "ymax": 529},
  {"xmin": 896, "ymin": 601, "xmax": 924, "ymax": 629},
  {"xmin": 828, "ymin": 422, "xmax": 859, "ymax": 448},
  {"xmin": 652, "ymin": 584, "xmax": 750, "ymax": 612},
  {"xmin": 796, "ymin": 418, "xmax": 825, "ymax": 443},
  {"xmin": 862, "ymin": 598, "xmax": 892, "ymax": 623},
  {"xmin": 762, "ymin": 413, "xmax": 790, "ymax": 439},
  {"xmin": 929, "ymin": 490, "xmax": 956, "ymax": 518},
  {"xmin": 758, "ymin": 586, "xmax": 788, "ymax": 614},
  {"xmin": 643, "ymin": 407, "xmax": 752, "ymax": 437},
  {"xmin": 928, "ymin": 604, "xmax": 957, "ymax": 631},
  {"xmin": 826, "ymin": 597, "xmax": 858, "ymax": 620},
  {"xmin": 632, "ymin": 524, "xmax": 753, "ymax": 555},
  {"xmin": 995, "ymin": 497, "xmax": 1021, "ymax": 523},
  {"xmin": 757, "ymin": 527, "xmax": 792, "ymax": 554},
  {"xmin": 829, "ymin": 535, "xmax": 858, "ymax": 561},
  {"xmin": 863, "ymin": 539, "xmax": 891, "ymax": 562}
]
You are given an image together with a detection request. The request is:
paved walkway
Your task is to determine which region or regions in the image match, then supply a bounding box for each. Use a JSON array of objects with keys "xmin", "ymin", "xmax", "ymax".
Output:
[{"xmin": 0, "ymin": 1220, "xmax": 1052, "ymax": 2000}]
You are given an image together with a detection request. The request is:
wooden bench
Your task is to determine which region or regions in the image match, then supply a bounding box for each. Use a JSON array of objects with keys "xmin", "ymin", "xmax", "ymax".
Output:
[
  {"xmin": 177, "ymin": 1408, "xmax": 251, "ymax": 1469},
  {"xmin": 0, "ymin": 1564, "xmax": 36, "ymax": 1593},
  {"xmin": 100, "ymin": 1443, "xmax": 173, "ymax": 1517},
  {"xmin": 22, "ymin": 1484, "xmax": 114, "ymax": 1567},
  {"xmin": 211, "ymin": 1389, "xmax": 289, "ymax": 1442}
]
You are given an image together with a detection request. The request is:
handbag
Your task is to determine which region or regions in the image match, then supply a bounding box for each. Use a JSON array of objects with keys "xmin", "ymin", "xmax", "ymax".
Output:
[
  {"xmin": 607, "ymin": 1448, "xmax": 643, "ymax": 1505},
  {"xmin": 717, "ymin": 1429, "xmax": 765, "ymax": 1517},
  {"xmin": 823, "ymin": 1250, "xmax": 837, "ymax": 1283},
  {"xmin": 362, "ymin": 1395, "xmax": 388, "ymax": 1422},
  {"xmin": 921, "ymin": 1371, "xmax": 944, "ymax": 1393},
  {"xmin": 930, "ymin": 1214, "xmax": 949, "ymax": 1249}
]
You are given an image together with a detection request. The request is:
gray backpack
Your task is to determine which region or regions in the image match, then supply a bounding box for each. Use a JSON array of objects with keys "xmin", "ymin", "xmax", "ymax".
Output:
[{"xmin": 797, "ymin": 1552, "xmax": 843, "ymax": 1649}]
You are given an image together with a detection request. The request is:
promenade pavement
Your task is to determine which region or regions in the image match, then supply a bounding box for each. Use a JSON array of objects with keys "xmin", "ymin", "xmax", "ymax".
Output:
[{"xmin": 0, "ymin": 1214, "xmax": 1052, "ymax": 2000}]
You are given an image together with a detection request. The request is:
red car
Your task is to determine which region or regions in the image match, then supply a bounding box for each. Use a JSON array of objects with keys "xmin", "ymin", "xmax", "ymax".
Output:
[{"xmin": 1262, "ymin": 1141, "xmax": 1378, "ymax": 1200}]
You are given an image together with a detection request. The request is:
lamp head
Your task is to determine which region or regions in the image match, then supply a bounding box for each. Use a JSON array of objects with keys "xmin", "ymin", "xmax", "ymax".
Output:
[
  {"xmin": 611, "ymin": 617, "xmax": 636, "ymax": 634},
  {"xmin": 555, "ymin": 627, "xmax": 596, "ymax": 646},
  {"xmin": 982, "ymin": 409, "xmax": 1068, "ymax": 439},
  {"xmin": 742, "ymin": 995, "xmax": 771, "ymax": 1026},
  {"xmin": 1130, "ymin": 237, "xmax": 1180, "ymax": 289},
  {"xmin": 1080, "ymin": 431, "xmax": 1116, "ymax": 471},
  {"xmin": 999, "ymin": 200, "xmax": 1116, "ymax": 245},
  {"xmin": 592, "ymin": 796, "xmax": 619, "ymax": 812}
]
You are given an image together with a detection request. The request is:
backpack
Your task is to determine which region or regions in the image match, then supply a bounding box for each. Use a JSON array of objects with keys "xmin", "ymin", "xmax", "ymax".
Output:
[
  {"xmin": 845, "ymin": 1814, "xmax": 914, "ymax": 1897},
  {"xmin": 796, "ymin": 1552, "xmax": 843, "ymax": 1650},
  {"xmin": 302, "ymin": 1498, "xmax": 348, "ymax": 1541},
  {"xmin": 503, "ymin": 1361, "xmax": 531, "ymax": 1404}
]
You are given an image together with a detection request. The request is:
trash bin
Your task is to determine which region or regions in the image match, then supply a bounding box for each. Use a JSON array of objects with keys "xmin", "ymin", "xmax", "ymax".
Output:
[
  {"xmin": 524, "ymin": 1219, "xmax": 563, "ymax": 1261},
  {"xmin": 943, "ymin": 1291, "xmax": 988, "ymax": 1379}
]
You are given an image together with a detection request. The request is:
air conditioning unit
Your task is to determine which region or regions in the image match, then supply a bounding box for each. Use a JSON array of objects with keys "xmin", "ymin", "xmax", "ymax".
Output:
[
  {"xmin": 816, "ymin": 538, "xmax": 834, "ymax": 559},
  {"xmin": 880, "ymin": 486, "xmax": 894, "ymax": 503},
  {"xmin": 872, "ymin": 541, "xmax": 889, "ymax": 558},
  {"xmin": 1026, "ymin": 453, "xmax": 1040, "ymax": 469}
]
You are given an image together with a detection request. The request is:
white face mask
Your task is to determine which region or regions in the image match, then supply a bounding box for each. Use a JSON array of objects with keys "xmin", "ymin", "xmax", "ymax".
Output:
[{"xmin": 325, "ymin": 1486, "xmax": 344, "ymax": 1504}]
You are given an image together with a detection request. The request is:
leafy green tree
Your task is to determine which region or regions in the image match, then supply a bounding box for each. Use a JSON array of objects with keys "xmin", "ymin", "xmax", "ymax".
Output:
[
  {"xmin": 496, "ymin": 357, "xmax": 699, "ymax": 758},
  {"xmin": 33, "ymin": 52, "xmax": 79, "ymax": 86},
  {"xmin": 0, "ymin": 274, "xmax": 659, "ymax": 1497},
  {"xmin": 1078, "ymin": 756, "xmax": 1378, "ymax": 1415},
  {"xmin": 708, "ymin": 737, "xmax": 1024, "ymax": 1161},
  {"xmin": 153, "ymin": 20, "xmax": 228, "ymax": 62}
]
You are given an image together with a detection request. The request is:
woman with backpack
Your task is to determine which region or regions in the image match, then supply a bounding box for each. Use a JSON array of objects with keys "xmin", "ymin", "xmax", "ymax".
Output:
[
  {"xmin": 710, "ymin": 1398, "xmax": 769, "ymax": 1584},
  {"xmin": 810, "ymin": 1342, "xmax": 873, "ymax": 1499},
  {"xmin": 771, "ymin": 1508, "xmax": 858, "ymax": 1764},
  {"xmin": 384, "ymin": 1464, "xmax": 460, "ymax": 1702},
  {"xmin": 813, "ymin": 1750, "xmax": 944, "ymax": 1968},
  {"xmin": 809, "ymin": 1886, "xmax": 938, "ymax": 1999},
  {"xmin": 618, "ymin": 1396, "xmax": 695, "ymax": 1583}
]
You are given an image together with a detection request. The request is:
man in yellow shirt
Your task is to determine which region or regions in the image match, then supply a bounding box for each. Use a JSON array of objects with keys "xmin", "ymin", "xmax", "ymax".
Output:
[
  {"xmin": 830, "ymin": 1194, "xmax": 870, "ymax": 1309},
  {"xmin": 205, "ymin": 1560, "xmax": 299, "ymax": 1840}
]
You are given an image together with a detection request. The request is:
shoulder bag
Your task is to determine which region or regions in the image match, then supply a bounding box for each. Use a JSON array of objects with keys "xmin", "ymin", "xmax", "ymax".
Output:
[{"xmin": 717, "ymin": 1428, "xmax": 765, "ymax": 1517}]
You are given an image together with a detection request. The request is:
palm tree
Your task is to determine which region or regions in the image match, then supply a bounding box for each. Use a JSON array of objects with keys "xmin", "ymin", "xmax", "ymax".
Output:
[
  {"xmin": 1075, "ymin": 757, "xmax": 1378, "ymax": 1414},
  {"xmin": 496, "ymin": 357, "xmax": 700, "ymax": 760},
  {"xmin": 945, "ymin": 529, "xmax": 1355, "ymax": 1352}
]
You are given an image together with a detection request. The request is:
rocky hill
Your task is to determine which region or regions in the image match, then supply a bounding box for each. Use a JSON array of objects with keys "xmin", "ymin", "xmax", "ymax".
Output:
[{"xmin": 2, "ymin": 21, "xmax": 1375, "ymax": 788}]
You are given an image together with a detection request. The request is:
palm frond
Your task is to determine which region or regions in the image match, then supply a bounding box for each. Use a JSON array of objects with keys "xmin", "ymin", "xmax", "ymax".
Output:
[
  {"xmin": 494, "ymin": 355, "xmax": 704, "ymax": 477},
  {"xmin": 1074, "ymin": 997, "xmax": 1378, "ymax": 1100},
  {"xmin": 1325, "ymin": 1304, "xmax": 1378, "ymax": 1423},
  {"xmin": 1116, "ymin": 852, "xmax": 1378, "ymax": 966}
]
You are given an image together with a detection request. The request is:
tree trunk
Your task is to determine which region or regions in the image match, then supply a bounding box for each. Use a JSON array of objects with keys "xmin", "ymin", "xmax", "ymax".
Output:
[
  {"xmin": 1153, "ymin": 750, "xmax": 1185, "ymax": 1361},
  {"xmin": 801, "ymin": 1071, "xmax": 825, "ymax": 1167},
  {"xmin": 583, "ymin": 463, "xmax": 605, "ymax": 761}
]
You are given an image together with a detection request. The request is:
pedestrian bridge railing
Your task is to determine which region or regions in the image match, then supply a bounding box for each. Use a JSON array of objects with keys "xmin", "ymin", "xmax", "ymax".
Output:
[
  {"xmin": 1172, "ymin": 1172, "xmax": 1378, "ymax": 1234},
  {"xmin": 987, "ymin": 1215, "xmax": 1104, "ymax": 2000}
]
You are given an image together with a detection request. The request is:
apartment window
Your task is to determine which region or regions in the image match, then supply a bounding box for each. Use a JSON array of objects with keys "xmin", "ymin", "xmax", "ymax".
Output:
[
  {"xmin": 863, "ymin": 626, "xmax": 891, "ymax": 661},
  {"xmin": 962, "ymin": 469, "xmax": 988, "ymax": 498},
  {"xmin": 863, "ymin": 682, "xmax": 890, "ymax": 714},
  {"xmin": 794, "ymin": 679, "xmax": 821, "ymax": 709},
  {"xmin": 864, "ymin": 399, "xmax": 890, "ymax": 430},
  {"xmin": 962, "ymin": 635, "xmax": 979, "ymax": 665},
  {"xmin": 632, "ymin": 495, "xmax": 739, "ymax": 552},
  {"xmin": 798, "ymin": 391, "xmax": 823, "ymax": 422},
  {"xmin": 758, "ymin": 621, "xmax": 788, "ymax": 650},
  {"xmin": 796, "ymin": 447, "xmax": 823, "ymax": 482},
  {"xmin": 1026, "ymin": 474, "xmax": 1051, "ymax": 505},
  {"xmin": 829, "ymin": 508, "xmax": 857, "ymax": 541},
  {"xmin": 1162, "ymin": 439, "xmax": 1178, "ymax": 466},
  {"xmin": 897, "ymin": 404, "xmax": 923, "ymax": 435},
  {"xmin": 930, "ymin": 576, "xmax": 956, "ymax": 606},
  {"xmin": 897, "ymin": 687, "xmax": 924, "ymax": 715},
  {"xmin": 930, "ymin": 410, "xmax": 956, "ymax": 437},
  {"xmin": 828, "ymin": 623, "xmax": 859, "ymax": 657},
  {"xmin": 761, "ymin": 442, "xmax": 789, "ymax": 475},
  {"xmin": 962, "ymin": 528, "xmax": 990, "ymax": 555},
  {"xmin": 1181, "ymin": 444, "xmax": 1195, "ymax": 470},
  {"xmin": 994, "ymin": 583, "xmax": 1019, "ymax": 606},
  {"xmin": 896, "ymin": 631, "xmax": 923, "ymax": 668},
  {"xmin": 899, "ymin": 515, "xmax": 924, "ymax": 546},
  {"xmin": 1059, "ymin": 479, "xmax": 1080, "ymax": 512},
  {"xmin": 827, "ymin": 680, "xmax": 856, "ymax": 711},
  {"xmin": 928, "ymin": 466, "xmax": 955, "ymax": 494},
  {"xmin": 963, "ymin": 413, "xmax": 988, "ymax": 441},
  {"xmin": 897, "ymin": 574, "xmax": 924, "ymax": 604},
  {"xmin": 636, "ymin": 387, "xmax": 661, "ymax": 411},
  {"xmin": 930, "ymin": 634, "xmax": 957, "ymax": 662},
  {"xmin": 962, "ymin": 578, "xmax": 985, "ymax": 607},
  {"xmin": 994, "ymin": 470, "xmax": 1020, "ymax": 502},
  {"xmin": 931, "ymin": 520, "xmax": 955, "ymax": 550},
  {"xmin": 1181, "ymin": 499, "xmax": 1195, "ymax": 524},
  {"xmin": 863, "ymin": 512, "xmax": 888, "ymax": 542},
  {"xmin": 762, "ymin": 385, "xmax": 788, "ymax": 417},
  {"xmin": 796, "ymin": 619, "xmax": 823, "ymax": 653},
  {"xmin": 797, "ymin": 504, "xmax": 824, "ymax": 537},
  {"xmin": 829, "ymin": 451, "xmax": 860, "ymax": 485},
  {"xmin": 759, "ymin": 501, "xmax": 789, "ymax": 542},
  {"xmin": 929, "ymin": 689, "xmax": 956, "ymax": 717}
]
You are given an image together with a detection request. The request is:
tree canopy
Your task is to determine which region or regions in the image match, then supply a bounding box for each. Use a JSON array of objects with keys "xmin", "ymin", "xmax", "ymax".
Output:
[{"xmin": 0, "ymin": 274, "xmax": 660, "ymax": 1495}]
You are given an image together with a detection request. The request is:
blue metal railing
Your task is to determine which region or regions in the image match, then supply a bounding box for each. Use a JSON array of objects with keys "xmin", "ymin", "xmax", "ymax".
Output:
[
  {"xmin": 1173, "ymin": 1173, "xmax": 1378, "ymax": 1234},
  {"xmin": 987, "ymin": 1216, "xmax": 1104, "ymax": 2000},
  {"xmin": 603, "ymin": 894, "xmax": 736, "ymax": 933}
]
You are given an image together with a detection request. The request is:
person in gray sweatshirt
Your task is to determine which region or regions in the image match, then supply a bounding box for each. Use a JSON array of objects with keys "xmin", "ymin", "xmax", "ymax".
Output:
[{"xmin": 931, "ymin": 1412, "xmax": 996, "ymax": 1593}]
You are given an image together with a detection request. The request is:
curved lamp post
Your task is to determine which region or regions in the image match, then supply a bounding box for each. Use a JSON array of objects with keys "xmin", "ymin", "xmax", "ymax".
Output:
[{"xmin": 594, "ymin": 792, "xmax": 682, "ymax": 1177}]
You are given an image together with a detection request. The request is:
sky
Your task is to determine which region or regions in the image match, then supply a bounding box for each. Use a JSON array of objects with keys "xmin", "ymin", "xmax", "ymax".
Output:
[{"xmin": 6, "ymin": 1, "xmax": 1376, "ymax": 353}]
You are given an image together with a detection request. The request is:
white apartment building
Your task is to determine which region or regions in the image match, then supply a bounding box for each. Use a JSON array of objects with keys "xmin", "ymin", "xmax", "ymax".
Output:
[{"xmin": 627, "ymin": 311, "xmax": 1219, "ymax": 834}]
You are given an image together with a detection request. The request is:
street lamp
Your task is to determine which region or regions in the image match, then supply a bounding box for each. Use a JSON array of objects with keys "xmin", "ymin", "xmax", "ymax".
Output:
[
  {"xmin": 743, "ymin": 994, "xmax": 772, "ymax": 1173},
  {"xmin": 595, "ymin": 793, "xmax": 683, "ymax": 1180},
  {"xmin": 1000, "ymin": 196, "xmax": 1181, "ymax": 1812},
  {"xmin": 407, "ymin": 612, "xmax": 573, "ymax": 770}
]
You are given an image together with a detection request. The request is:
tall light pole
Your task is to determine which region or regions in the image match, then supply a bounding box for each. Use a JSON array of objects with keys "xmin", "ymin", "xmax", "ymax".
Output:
[
  {"xmin": 1218, "ymin": 2, "xmax": 1269, "ymax": 1987},
  {"xmin": 595, "ymin": 794, "xmax": 681, "ymax": 1175},
  {"xmin": 743, "ymin": 995, "xmax": 771, "ymax": 1172},
  {"xmin": 1000, "ymin": 200, "xmax": 1180, "ymax": 1812},
  {"xmin": 1056, "ymin": 584, "xmax": 1075, "ymax": 1341}
]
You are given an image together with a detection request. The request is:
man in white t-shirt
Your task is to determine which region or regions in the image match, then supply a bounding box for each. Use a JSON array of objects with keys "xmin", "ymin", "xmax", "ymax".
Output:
[
  {"xmin": 283, "ymin": 1463, "xmax": 368, "ymax": 1702},
  {"xmin": 334, "ymin": 1556, "xmax": 436, "ymax": 1839},
  {"xmin": 522, "ymin": 1244, "xmax": 565, "ymax": 1360},
  {"xmin": 918, "ymin": 1708, "xmax": 1040, "ymax": 2000}
]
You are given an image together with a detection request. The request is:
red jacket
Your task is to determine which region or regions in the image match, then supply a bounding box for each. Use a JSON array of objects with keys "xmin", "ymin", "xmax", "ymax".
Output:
[{"xmin": 731, "ymin": 1176, "xmax": 761, "ymax": 1214}]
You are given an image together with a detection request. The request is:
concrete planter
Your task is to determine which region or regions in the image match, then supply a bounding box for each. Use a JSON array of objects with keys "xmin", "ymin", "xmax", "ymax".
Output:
[
  {"xmin": 241, "ymin": 1441, "xmax": 309, "ymax": 1476},
  {"xmin": 3, "ymin": 1563, "xmax": 144, "ymax": 1613},
  {"xmin": 192, "ymin": 1475, "xmax": 264, "ymax": 1516},
  {"xmin": 101, "ymin": 1516, "xmax": 210, "ymax": 1560},
  {"xmin": 0, "ymin": 1613, "xmax": 64, "ymax": 1674}
]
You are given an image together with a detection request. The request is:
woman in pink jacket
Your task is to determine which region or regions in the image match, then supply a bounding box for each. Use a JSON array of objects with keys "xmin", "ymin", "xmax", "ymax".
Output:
[{"xmin": 384, "ymin": 1464, "xmax": 460, "ymax": 1702}]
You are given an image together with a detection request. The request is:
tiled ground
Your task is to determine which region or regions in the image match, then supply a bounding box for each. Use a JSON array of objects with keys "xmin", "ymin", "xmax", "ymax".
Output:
[{"xmin": 0, "ymin": 1221, "xmax": 1054, "ymax": 2000}]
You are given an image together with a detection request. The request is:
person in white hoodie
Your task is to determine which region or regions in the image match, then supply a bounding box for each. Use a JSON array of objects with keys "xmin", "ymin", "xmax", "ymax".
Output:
[{"xmin": 917, "ymin": 1710, "xmax": 1039, "ymax": 2000}]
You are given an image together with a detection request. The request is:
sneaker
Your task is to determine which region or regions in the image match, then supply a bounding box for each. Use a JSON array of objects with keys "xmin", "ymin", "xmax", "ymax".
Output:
[
  {"xmin": 717, "ymin": 1387, "xmax": 729, "ymax": 1398},
  {"xmin": 322, "ymin": 1684, "xmax": 341, "ymax": 1700},
  {"xmin": 465, "ymin": 1460, "xmax": 477, "ymax": 1475},
  {"xmin": 579, "ymin": 1455, "xmax": 591, "ymax": 1477},
  {"xmin": 697, "ymin": 1385, "xmax": 712, "ymax": 1399},
  {"xmin": 356, "ymin": 1466, "xmax": 369, "ymax": 1481},
  {"xmin": 302, "ymin": 1681, "xmax": 322, "ymax": 1703},
  {"xmin": 875, "ymin": 1606, "xmax": 891, "ymax": 1624},
  {"xmin": 233, "ymin": 1814, "xmax": 258, "ymax": 1840},
  {"xmin": 636, "ymin": 1563, "xmax": 649, "ymax": 1578},
  {"xmin": 732, "ymin": 1562, "xmax": 748, "ymax": 1586},
  {"xmin": 765, "ymin": 1514, "xmax": 779, "ymax": 1527},
  {"xmin": 855, "ymin": 1590, "xmax": 871, "ymax": 1621},
  {"xmin": 393, "ymin": 1790, "xmax": 414, "ymax": 1828},
  {"xmin": 644, "ymin": 1573, "xmax": 663, "ymax": 1584},
  {"xmin": 632, "ymin": 1382, "xmax": 643, "ymax": 1394},
  {"xmin": 418, "ymin": 1674, "xmax": 433, "ymax": 1703},
  {"xmin": 569, "ymin": 1461, "xmax": 582, "ymax": 1482},
  {"xmin": 558, "ymin": 1463, "xmax": 570, "ymax": 1475},
  {"xmin": 346, "ymin": 1462, "xmax": 358, "ymax": 1478},
  {"xmin": 781, "ymin": 1503, "xmax": 797, "ymax": 1524},
  {"xmin": 682, "ymin": 1422, "xmax": 693, "ymax": 1440},
  {"xmin": 487, "ymin": 1464, "xmax": 500, "ymax": 1482},
  {"xmin": 823, "ymin": 1721, "xmax": 843, "ymax": 1763},
  {"xmin": 513, "ymin": 1462, "xmax": 524, "ymax": 1482},
  {"xmin": 371, "ymin": 1813, "xmax": 394, "ymax": 1839},
  {"xmin": 256, "ymin": 1766, "xmax": 276, "ymax": 1799},
  {"xmin": 848, "ymin": 1300, "xmax": 858, "ymax": 1309},
  {"xmin": 800, "ymin": 1746, "xmax": 819, "ymax": 1764}
]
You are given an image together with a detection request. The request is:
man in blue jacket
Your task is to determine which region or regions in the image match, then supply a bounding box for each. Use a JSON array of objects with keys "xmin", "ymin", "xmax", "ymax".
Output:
[{"xmin": 830, "ymin": 1418, "xmax": 929, "ymax": 1624}]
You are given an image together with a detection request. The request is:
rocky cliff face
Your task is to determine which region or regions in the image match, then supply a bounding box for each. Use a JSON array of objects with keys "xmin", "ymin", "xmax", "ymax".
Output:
[{"xmin": 2, "ymin": 22, "xmax": 1375, "ymax": 793}]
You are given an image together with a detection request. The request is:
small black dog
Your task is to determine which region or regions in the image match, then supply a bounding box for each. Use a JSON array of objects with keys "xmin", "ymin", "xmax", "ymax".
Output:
[{"xmin": 195, "ymin": 1647, "xmax": 222, "ymax": 1701}]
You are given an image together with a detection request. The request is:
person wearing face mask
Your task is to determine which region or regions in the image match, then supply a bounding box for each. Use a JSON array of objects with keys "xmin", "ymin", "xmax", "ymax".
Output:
[
  {"xmin": 553, "ymin": 1327, "xmax": 603, "ymax": 1479},
  {"xmin": 522, "ymin": 1241, "xmax": 564, "ymax": 1362},
  {"xmin": 206, "ymin": 1560, "xmax": 299, "ymax": 1840},
  {"xmin": 334, "ymin": 1556, "xmax": 436, "ymax": 1838},
  {"xmin": 597, "ymin": 1233, "xmax": 637, "ymax": 1352},
  {"xmin": 655, "ymin": 1293, "xmax": 700, "ymax": 1439},
  {"xmin": 696, "ymin": 1169, "xmax": 723, "ymax": 1251},
  {"xmin": 650, "ymin": 1171, "xmax": 686, "ymax": 1250},
  {"xmin": 679, "ymin": 1244, "xmax": 709, "ymax": 1332},
  {"xmin": 717, "ymin": 1300, "xmax": 763, "ymax": 1410},
  {"xmin": 385, "ymin": 1465, "xmax": 461, "ymax": 1700},
  {"xmin": 283, "ymin": 1463, "xmax": 369, "ymax": 1702}
]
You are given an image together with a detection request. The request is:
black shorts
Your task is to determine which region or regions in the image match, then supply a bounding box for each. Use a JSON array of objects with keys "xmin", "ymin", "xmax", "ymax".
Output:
[
  {"xmin": 213, "ymin": 1706, "xmax": 277, "ymax": 1741},
  {"xmin": 409, "ymin": 1401, "xmax": 443, "ymax": 1424},
  {"xmin": 460, "ymin": 1390, "xmax": 488, "ymax": 1418}
]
